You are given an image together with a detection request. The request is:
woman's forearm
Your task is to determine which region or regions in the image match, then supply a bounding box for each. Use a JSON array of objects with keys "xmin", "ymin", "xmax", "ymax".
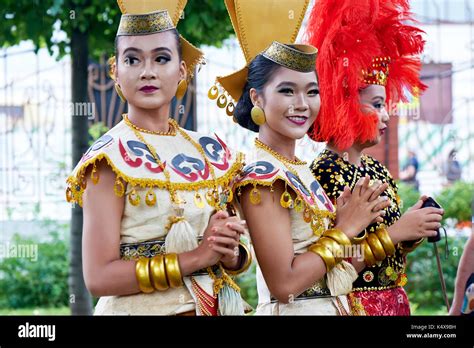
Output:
[
  {"xmin": 84, "ymin": 259, "xmax": 140, "ymax": 297},
  {"xmin": 269, "ymin": 252, "xmax": 328, "ymax": 303},
  {"xmin": 85, "ymin": 250, "xmax": 205, "ymax": 297},
  {"xmin": 350, "ymin": 255, "xmax": 367, "ymax": 273}
]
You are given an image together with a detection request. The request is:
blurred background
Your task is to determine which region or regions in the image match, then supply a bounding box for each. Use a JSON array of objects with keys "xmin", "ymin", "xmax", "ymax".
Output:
[{"xmin": 0, "ymin": 0, "xmax": 472, "ymax": 315}]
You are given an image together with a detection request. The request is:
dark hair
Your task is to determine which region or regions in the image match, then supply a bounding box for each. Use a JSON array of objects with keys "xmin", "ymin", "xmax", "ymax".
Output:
[
  {"xmin": 234, "ymin": 54, "xmax": 281, "ymax": 132},
  {"xmin": 114, "ymin": 28, "xmax": 182, "ymax": 61}
]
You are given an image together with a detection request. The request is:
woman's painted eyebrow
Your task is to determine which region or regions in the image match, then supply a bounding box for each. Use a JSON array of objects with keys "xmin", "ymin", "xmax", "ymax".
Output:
[
  {"xmin": 276, "ymin": 81, "xmax": 319, "ymax": 88},
  {"xmin": 371, "ymin": 96, "xmax": 385, "ymax": 102},
  {"xmin": 122, "ymin": 47, "xmax": 173, "ymax": 55}
]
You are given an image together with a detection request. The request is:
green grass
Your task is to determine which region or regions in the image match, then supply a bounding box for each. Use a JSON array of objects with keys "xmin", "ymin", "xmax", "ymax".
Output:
[
  {"xmin": 0, "ymin": 307, "xmax": 70, "ymax": 315},
  {"xmin": 411, "ymin": 303, "xmax": 448, "ymax": 316},
  {"xmin": 0, "ymin": 305, "xmax": 447, "ymax": 316}
]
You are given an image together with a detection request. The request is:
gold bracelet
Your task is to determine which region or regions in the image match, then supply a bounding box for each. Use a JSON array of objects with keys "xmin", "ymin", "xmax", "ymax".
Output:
[
  {"xmin": 366, "ymin": 233, "xmax": 386, "ymax": 261},
  {"xmin": 149, "ymin": 254, "xmax": 169, "ymax": 291},
  {"xmin": 375, "ymin": 227, "xmax": 395, "ymax": 256},
  {"xmin": 308, "ymin": 243, "xmax": 336, "ymax": 272},
  {"xmin": 164, "ymin": 253, "xmax": 184, "ymax": 288},
  {"xmin": 352, "ymin": 230, "xmax": 368, "ymax": 244},
  {"xmin": 361, "ymin": 240, "xmax": 376, "ymax": 267},
  {"xmin": 399, "ymin": 238, "xmax": 424, "ymax": 254},
  {"xmin": 223, "ymin": 242, "xmax": 252, "ymax": 276},
  {"xmin": 318, "ymin": 237, "xmax": 344, "ymax": 263},
  {"xmin": 323, "ymin": 228, "xmax": 351, "ymax": 246},
  {"xmin": 135, "ymin": 258, "xmax": 154, "ymax": 293}
]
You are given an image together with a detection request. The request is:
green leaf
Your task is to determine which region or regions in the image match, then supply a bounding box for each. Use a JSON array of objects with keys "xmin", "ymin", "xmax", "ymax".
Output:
[{"xmin": 2, "ymin": 0, "xmax": 234, "ymax": 60}]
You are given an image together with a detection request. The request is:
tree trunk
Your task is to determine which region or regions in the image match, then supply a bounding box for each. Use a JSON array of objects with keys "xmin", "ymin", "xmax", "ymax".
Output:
[{"xmin": 69, "ymin": 27, "xmax": 93, "ymax": 315}]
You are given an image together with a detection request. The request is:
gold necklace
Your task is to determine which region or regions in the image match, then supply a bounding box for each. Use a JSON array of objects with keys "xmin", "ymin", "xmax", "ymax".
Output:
[
  {"xmin": 255, "ymin": 138, "xmax": 307, "ymax": 165},
  {"xmin": 123, "ymin": 114, "xmax": 223, "ymax": 210},
  {"xmin": 123, "ymin": 114, "xmax": 177, "ymax": 136},
  {"xmin": 255, "ymin": 138, "xmax": 335, "ymax": 236}
]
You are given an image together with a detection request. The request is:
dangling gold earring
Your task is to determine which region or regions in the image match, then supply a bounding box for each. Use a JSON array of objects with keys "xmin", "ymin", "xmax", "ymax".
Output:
[
  {"xmin": 175, "ymin": 79, "xmax": 188, "ymax": 100},
  {"xmin": 251, "ymin": 105, "xmax": 266, "ymax": 126},
  {"xmin": 208, "ymin": 85, "xmax": 219, "ymax": 100},
  {"xmin": 115, "ymin": 83, "xmax": 126, "ymax": 102}
]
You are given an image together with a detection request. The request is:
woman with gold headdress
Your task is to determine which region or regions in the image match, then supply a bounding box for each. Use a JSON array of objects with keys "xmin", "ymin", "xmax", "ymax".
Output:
[
  {"xmin": 65, "ymin": 0, "xmax": 252, "ymax": 315},
  {"xmin": 306, "ymin": 0, "xmax": 445, "ymax": 315},
  {"xmin": 209, "ymin": 0, "xmax": 391, "ymax": 315}
]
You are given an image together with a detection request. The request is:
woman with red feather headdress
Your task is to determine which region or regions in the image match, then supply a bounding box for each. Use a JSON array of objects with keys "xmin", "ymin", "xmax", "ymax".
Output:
[{"xmin": 306, "ymin": 0, "xmax": 445, "ymax": 315}]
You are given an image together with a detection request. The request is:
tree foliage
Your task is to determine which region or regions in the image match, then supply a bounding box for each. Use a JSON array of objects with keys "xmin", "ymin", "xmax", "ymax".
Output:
[{"xmin": 1, "ymin": 0, "xmax": 234, "ymax": 59}]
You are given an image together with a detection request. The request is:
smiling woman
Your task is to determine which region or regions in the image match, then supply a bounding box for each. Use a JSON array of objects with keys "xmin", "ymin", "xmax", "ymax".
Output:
[
  {"xmin": 233, "ymin": 53, "xmax": 321, "ymax": 146},
  {"xmin": 208, "ymin": 0, "xmax": 390, "ymax": 315},
  {"xmin": 65, "ymin": 0, "xmax": 252, "ymax": 316}
]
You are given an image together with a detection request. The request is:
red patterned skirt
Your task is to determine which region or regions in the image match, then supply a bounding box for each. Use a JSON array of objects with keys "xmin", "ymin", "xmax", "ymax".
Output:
[{"xmin": 349, "ymin": 287, "xmax": 410, "ymax": 316}]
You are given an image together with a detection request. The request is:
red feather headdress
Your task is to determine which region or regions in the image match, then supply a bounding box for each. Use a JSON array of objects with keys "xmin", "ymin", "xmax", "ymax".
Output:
[{"xmin": 305, "ymin": 0, "xmax": 426, "ymax": 150}]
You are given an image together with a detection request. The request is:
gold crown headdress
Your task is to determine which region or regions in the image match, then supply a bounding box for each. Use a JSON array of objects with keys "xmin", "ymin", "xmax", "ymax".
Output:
[
  {"xmin": 362, "ymin": 56, "xmax": 391, "ymax": 86},
  {"xmin": 115, "ymin": 0, "xmax": 204, "ymax": 80},
  {"xmin": 208, "ymin": 0, "xmax": 317, "ymax": 117}
]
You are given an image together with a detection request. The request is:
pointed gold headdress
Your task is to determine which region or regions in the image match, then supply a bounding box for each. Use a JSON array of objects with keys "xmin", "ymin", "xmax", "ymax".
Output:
[
  {"xmin": 209, "ymin": 0, "xmax": 317, "ymax": 117},
  {"xmin": 116, "ymin": 0, "xmax": 204, "ymax": 80}
]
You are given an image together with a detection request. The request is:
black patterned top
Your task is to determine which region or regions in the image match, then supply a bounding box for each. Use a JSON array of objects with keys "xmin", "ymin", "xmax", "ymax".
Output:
[{"xmin": 311, "ymin": 149, "xmax": 414, "ymax": 291}]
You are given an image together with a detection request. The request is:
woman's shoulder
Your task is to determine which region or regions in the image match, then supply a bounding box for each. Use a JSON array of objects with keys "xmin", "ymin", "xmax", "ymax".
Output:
[
  {"xmin": 236, "ymin": 146, "xmax": 288, "ymax": 186},
  {"xmin": 310, "ymin": 150, "xmax": 345, "ymax": 183},
  {"xmin": 363, "ymin": 154, "xmax": 395, "ymax": 181},
  {"xmin": 310, "ymin": 149, "xmax": 343, "ymax": 173},
  {"xmin": 236, "ymin": 145, "xmax": 335, "ymax": 212}
]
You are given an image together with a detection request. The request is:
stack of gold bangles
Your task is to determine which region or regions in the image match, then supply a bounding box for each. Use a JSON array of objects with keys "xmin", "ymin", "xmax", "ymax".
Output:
[
  {"xmin": 135, "ymin": 253, "xmax": 183, "ymax": 293},
  {"xmin": 359, "ymin": 226, "xmax": 395, "ymax": 267},
  {"xmin": 308, "ymin": 228, "xmax": 351, "ymax": 272}
]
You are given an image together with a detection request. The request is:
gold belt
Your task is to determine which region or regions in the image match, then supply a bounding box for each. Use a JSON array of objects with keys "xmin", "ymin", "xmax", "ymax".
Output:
[{"xmin": 271, "ymin": 278, "xmax": 331, "ymax": 302}]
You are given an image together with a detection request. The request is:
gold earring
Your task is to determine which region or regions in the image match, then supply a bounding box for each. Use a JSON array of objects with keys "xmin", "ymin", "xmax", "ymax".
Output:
[
  {"xmin": 115, "ymin": 83, "xmax": 126, "ymax": 102},
  {"xmin": 251, "ymin": 105, "xmax": 266, "ymax": 126},
  {"xmin": 226, "ymin": 102, "xmax": 235, "ymax": 116},
  {"xmin": 208, "ymin": 85, "xmax": 219, "ymax": 100},
  {"xmin": 175, "ymin": 79, "xmax": 188, "ymax": 100},
  {"xmin": 217, "ymin": 94, "xmax": 228, "ymax": 108}
]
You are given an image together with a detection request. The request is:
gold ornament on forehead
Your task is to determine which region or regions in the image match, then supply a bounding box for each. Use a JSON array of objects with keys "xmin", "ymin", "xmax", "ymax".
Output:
[
  {"xmin": 117, "ymin": 10, "xmax": 175, "ymax": 36},
  {"xmin": 262, "ymin": 42, "xmax": 317, "ymax": 73},
  {"xmin": 115, "ymin": 0, "xmax": 205, "ymax": 82},
  {"xmin": 362, "ymin": 57, "xmax": 391, "ymax": 86}
]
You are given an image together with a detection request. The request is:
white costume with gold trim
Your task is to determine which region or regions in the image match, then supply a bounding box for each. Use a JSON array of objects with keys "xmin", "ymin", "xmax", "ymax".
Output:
[
  {"xmin": 234, "ymin": 144, "xmax": 357, "ymax": 315},
  {"xmin": 66, "ymin": 120, "xmax": 247, "ymax": 315}
]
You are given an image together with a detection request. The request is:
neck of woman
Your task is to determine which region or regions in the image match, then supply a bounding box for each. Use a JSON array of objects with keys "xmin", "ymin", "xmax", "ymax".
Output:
[
  {"xmin": 258, "ymin": 126, "xmax": 297, "ymax": 161},
  {"xmin": 327, "ymin": 142, "xmax": 365, "ymax": 167},
  {"xmin": 127, "ymin": 104, "xmax": 172, "ymax": 133}
]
